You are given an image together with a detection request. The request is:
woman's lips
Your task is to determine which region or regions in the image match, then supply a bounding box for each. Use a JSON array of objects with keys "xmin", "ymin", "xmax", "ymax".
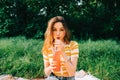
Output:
[{"xmin": 57, "ymin": 37, "xmax": 60, "ymax": 39}]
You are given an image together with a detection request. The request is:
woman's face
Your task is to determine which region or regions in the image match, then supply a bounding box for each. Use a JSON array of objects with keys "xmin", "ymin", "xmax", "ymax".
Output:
[{"xmin": 52, "ymin": 22, "xmax": 65, "ymax": 41}]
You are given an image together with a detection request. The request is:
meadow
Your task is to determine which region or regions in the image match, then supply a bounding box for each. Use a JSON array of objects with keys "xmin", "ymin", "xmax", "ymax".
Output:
[{"xmin": 0, "ymin": 37, "xmax": 120, "ymax": 80}]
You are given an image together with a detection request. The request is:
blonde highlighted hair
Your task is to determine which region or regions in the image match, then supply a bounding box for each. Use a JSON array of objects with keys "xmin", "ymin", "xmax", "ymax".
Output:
[{"xmin": 42, "ymin": 16, "xmax": 71, "ymax": 54}]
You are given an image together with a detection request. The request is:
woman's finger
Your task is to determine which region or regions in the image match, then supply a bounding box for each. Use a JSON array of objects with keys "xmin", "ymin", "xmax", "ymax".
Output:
[{"xmin": 50, "ymin": 61, "xmax": 57, "ymax": 70}]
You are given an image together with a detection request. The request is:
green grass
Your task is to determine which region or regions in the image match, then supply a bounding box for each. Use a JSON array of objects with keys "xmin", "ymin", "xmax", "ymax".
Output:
[
  {"xmin": 77, "ymin": 39, "xmax": 120, "ymax": 80},
  {"xmin": 0, "ymin": 36, "xmax": 44, "ymax": 78},
  {"xmin": 0, "ymin": 37, "xmax": 120, "ymax": 80}
]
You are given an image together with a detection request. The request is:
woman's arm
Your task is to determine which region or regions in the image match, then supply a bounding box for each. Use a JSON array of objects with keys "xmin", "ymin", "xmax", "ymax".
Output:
[
  {"xmin": 44, "ymin": 60, "xmax": 57, "ymax": 76},
  {"xmin": 62, "ymin": 41, "xmax": 79, "ymax": 76},
  {"xmin": 61, "ymin": 54, "xmax": 78, "ymax": 76},
  {"xmin": 44, "ymin": 61, "xmax": 52, "ymax": 76}
]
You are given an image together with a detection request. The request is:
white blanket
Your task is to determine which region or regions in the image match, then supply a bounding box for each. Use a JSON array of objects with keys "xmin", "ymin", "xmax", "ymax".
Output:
[
  {"xmin": 75, "ymin": 70, "xmax": 100, "ymax": 80},
  {"xmin": 0, "ymin": 70, "xmax": 100, "ymax": 80}
]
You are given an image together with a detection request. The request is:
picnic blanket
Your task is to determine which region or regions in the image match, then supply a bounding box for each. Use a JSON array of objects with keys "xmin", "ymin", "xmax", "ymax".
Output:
[
  {"xmin": 0, "ymin": 70, "xmax": 100, "ymax": 80},
  {"xmin": 75, "ymin": 70, "xmax": 100, "ymax": 80}
]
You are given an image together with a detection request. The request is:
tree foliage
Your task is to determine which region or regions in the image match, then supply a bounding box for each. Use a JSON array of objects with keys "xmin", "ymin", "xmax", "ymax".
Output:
[{"xmin": 0, "ymin": 0, "xmax": 120, "ymax": 40}]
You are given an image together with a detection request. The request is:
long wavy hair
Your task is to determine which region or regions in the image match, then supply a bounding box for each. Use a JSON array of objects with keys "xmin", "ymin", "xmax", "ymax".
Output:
[{"xmin": 42, "ymin": 16, "xmax": 71, "ymax": 54}]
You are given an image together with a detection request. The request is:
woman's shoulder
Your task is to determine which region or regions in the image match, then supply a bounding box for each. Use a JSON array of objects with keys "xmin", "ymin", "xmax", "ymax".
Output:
[
  {"xmin": 69, "ymin": 40, "xmax": 79, "ymax": 48},
  {"xmin": 70, "ymin": 40, "xmax": 78, "ymax": 45},
  {"xmin": 42, "ymin": 46, "xmax": 52, "ymax": 55}
]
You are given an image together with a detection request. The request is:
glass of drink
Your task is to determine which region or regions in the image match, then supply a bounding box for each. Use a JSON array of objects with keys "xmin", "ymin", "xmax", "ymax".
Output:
[{"xmin": 53, "ymin": 51, "xmax": 61, "ymax": 71}]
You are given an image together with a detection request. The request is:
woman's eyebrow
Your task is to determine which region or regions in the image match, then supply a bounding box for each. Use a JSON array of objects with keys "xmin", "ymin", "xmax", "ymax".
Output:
[{"xmin": 52, "ymin": 27, "xmax": 56, "ymax": 29}]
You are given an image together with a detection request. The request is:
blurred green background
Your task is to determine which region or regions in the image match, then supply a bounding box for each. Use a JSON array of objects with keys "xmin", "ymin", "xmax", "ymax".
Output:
[
  {"xmin": 0, "ymin": 0, "xmax": 120, "ymax": 80},
  {"xmin": 0, "ymin": 0, "xmax": 120, "ymax": 40}
]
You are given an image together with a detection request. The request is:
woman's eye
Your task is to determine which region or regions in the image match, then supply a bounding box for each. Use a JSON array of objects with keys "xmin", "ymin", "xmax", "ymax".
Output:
[
  {"xmin": 52, "ymin": 29, "xmax": 56, "ymax": 31},
  {"xmin": 60, "ymin": 29, "xmax": 64, "ymax": 31}
]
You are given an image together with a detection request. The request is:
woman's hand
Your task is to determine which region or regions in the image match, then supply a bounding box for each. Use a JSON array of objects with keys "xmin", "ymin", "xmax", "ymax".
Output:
[
  {"xmin": 50, "ymin": 60, "xmax": 57, "ymax": 72},
  {"xmin": 53, "ymin": 39, "xmax": 65, "ymax": 52},
  {"xmin": 53, "ymin": 39, "xmax": 69, "ymax": 63}
]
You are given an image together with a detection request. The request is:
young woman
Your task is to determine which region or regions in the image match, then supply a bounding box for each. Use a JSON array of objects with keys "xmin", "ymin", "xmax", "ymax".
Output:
[{"xmin": 42, "ymin": 16, "xmax": 79, "ymax": 80}]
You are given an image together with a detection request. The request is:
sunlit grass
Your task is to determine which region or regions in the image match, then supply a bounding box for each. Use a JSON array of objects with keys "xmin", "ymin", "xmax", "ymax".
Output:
[
  {"xmin": 0, "ymin": 37, "xmax": 120, "ymax": 80},
  {"xmin": 77, "ymin": 39, "xmax": 120, "ymax": 80},
  {"xmin": 0, "ymin": 36, "xmax": 44, "ymax": 78}
]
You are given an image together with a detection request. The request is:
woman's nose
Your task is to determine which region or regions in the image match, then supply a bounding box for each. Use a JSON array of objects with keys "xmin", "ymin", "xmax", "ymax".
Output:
[{"xmin": 56, "ymin": 31, "xmax": 60, "ymax": 35}]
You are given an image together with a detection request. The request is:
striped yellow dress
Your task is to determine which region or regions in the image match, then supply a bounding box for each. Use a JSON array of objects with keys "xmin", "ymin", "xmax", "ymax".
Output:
[{"xmin": 43, "ymin": 41, "xmax": 79, "ymax": 77}]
